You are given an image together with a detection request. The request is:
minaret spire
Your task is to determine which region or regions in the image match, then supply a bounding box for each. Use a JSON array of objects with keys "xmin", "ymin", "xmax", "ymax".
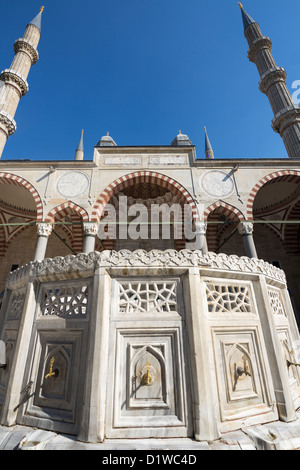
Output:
[
  {"xmin": 239, "ymin": 4, "xmax": 300, "ymax": 159},
  {"xmin": 204, "ymin": 127, "xmax": 214, "ymax": 159},
  {"xmin": 0, "ymin": 7, "xmax": 44, "ymax": 158},
  {"xmin": 75, "ymin": 129, "xmax": 84, "ymax": 160}
]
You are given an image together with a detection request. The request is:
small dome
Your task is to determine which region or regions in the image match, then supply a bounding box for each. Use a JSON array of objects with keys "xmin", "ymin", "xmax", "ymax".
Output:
[
  {"xmin": 97, "ymin": 132, "xmax": 117, "ymax": 147},
  {"xmin": 171, "ymin": 131, "xmax": 192, "ymax": 146}
]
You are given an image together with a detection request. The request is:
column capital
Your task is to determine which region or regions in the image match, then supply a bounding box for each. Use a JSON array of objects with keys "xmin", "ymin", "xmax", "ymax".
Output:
[
  {"xmin": 37, "ymin": 222, "xmax": 53, "ymax": 237},
  {"xmin": 238, "ymin": 221, "xmax": 254, "ymax": 235},
  {"xmin": 83, "ymin": 222, "xmax": 99, "ymax": 237},
  {"xmin": 195, "ymin": 221, "xmax": 208, "ymax": 235}
]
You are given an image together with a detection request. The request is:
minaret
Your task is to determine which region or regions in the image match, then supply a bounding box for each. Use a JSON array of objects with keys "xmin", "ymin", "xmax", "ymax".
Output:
[
  {"xmin": 204, "ymin": 127, "xmax": 214, "ymax": 159},
  {"xmin": 75, "ymin": 129, "xmax": 84, "ymax": 160},
  {"xmin": 239, "ymin": 3, "xmax": 300, "ymax": 159},
  {"xmin": 0, "ymin": 7, "xmax": 44, "ymax": 158}
]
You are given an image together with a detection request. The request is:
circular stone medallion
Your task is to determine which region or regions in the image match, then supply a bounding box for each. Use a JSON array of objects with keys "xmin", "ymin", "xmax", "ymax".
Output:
[
  {"xmin": 57, "ymin": 171, "xmax": 90, "ymax": 198},
  {"xmin": 201, "ymin": 170, "xmax": 234, "ymax": 198}
]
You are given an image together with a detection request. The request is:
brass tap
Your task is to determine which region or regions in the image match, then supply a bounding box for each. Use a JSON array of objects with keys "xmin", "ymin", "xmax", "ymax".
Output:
[
  {"xmin": 45, "ymin": 357, "xmax": 58, "ymax": 379},
  {"xmin": 142, "ymin": 362, "xmax": 152, "ymax": 386}
]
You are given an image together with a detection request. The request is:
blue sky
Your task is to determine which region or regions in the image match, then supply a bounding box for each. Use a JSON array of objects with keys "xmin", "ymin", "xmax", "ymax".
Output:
[{"xmin": 0, "ymin": 0, "xmax": 299, "ymax": 161}]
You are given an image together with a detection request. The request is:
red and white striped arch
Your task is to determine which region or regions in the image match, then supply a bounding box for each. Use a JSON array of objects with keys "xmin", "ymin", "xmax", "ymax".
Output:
[
  {"xmin": 45, "ymin": 202, "xmax": 89, "ymax": 254},
  {"xmin": 91, "ymin": 171, "xmax": 198, "ymax": 223},
  {"xmin": 203, "ymin": 201, "xmax": 246, "ymax": 222},
  {"xmin": 0, "ymin": 172, "xmax": 43, "ymax": 221},
  {"xmin": 203, "ymin": 202, "xmax": 246, "ymax": 252},
  {"xmin": 247, "ymin": 170, "xmax": 300, "ymax": 220},
  {"xmin": 45, "ymin": 202, "xmax": 89, "ymax": 223}
]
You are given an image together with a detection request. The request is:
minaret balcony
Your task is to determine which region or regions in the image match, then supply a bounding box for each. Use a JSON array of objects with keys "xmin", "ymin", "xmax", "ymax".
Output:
[
  {"xmin": 247, "ymin": 36, "xmax": 272, "ymax": 63},
  {"xmin": 14, "ymin": 38, "xmax": 39, "ymax": 65},
  {"xmin": 259, "ymin": 67, "xmax": 287, "ymax": 94},
  {"xmin": 0, "ymin": 110, "xmax": 17, "ymax": 136},
  {"xmin": 272, "ymin": 105, "xmax": 300, "ymax": 134},
  {"xmin": 0, "ymin": 69, "xmax": 29, "ymax": 97}
]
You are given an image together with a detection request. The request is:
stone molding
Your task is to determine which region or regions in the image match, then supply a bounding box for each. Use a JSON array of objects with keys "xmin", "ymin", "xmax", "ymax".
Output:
[
  {"xmin": 238, "ymin": 222, "xmax": 254, "ymax": 235},
  {"xmin": 259, "ymin": 67, "xmax": 287, "ymax": 94},
  {"xmin": 83, "ymin": 222, "xmax": 98, "ymax": 236},
  {"xmin": 247, "ymin": 36, "xmax": 272, "ymax": 63},
  {"xmin": 0, "ymin": 69, "xmax": 29, "ymax": 97},
  {"xmin": 272, "ymin": 105, "xmax": 300, "ymax": 134},
  {"xmin": 14, "ymin": 38, "xmax": 39, "ymax": 65},
  {"xmin": 0, "ymin": 111, "xmax": 17, "ymax": 136},
  {"xmin": 37, "ymin": 222, "xmax": 53, "ymax": 238},
  {"xmin": 6, "ymin": 250, "xmax": 287, "ymax": 288}
]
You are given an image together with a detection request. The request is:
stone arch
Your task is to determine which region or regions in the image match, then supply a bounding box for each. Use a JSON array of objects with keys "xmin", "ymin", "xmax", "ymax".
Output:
[
  {"xmin": 45, "ymin": 202, "xmax": 89, "ymax": 223},
  {"xmin": 45, "ymin": 203, "xmax": 89, "ymax": 254},
  {"xmin": 204, "ymin": 202, "xmax": 246, "ymax": 252},
  {"xmin": 203, "ymin": 201, "xmax": 246, "ymax": 222},
  {"xmin": 91, "ymin": 171, "xmax": 198, "ymax": 223},
  {"xmin": 0, "ymin": 172, "xmax": 43, "ymax": 221},
  {"xmin": 283, "ymin": 200, "xmax": 300, "ymax": 254},
  {"xmin": 247, "ymin": 170, "xmax": 300, "ymax": 220}
]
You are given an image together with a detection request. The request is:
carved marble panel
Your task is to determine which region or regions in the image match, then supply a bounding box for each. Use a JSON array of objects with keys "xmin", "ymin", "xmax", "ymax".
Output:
[
  {"xmin": 0, "ymin": 329, "xmax": 16, "ymax": 416},
  {"xmin": 268, "ymin": 287, "xmax": 286, "ymax": 316},
  {"xmin": 205, "ymin": 283, "xmax": 253, "ymax": 314},
  {"xmin": 212, "ymin": 328, "xmax": 276, "ymax": 429},
  {"xmin": 108, "ymin": 328, "xmax": 191, "ymax": 437},
  {"xmin": 21, "ymin": 330, "xmax": 85, "ymax": 435},
  {"xmin": 6, "ymin": 288, "xmax": 26, "ymax": 321},
  {"xmin": 277, "ymin": 328, "xmax": 300, "ymax": 410},
  {"xmin": 38, "ymin": 281, "xmax": 90, "ymax": 319},
  {"xmin": 117, "ymin": 280, "xmax": 178, "ymax": 315}
]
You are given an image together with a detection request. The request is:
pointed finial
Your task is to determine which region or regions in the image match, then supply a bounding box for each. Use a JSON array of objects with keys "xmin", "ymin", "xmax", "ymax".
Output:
[
  {"xmin": 107, "ymin": 132, "xmax": 109, "ymax": 136},
  {"xmin": 29, "ymin": 7, "xmax": 44, "ymax": 32},
  {"xmin": 179, "ymin": 130, "xmax": 181, "ymax": 134},
  {"xmin": 204, "ymin": 127, "xmax": 214, "ymax": 160},
  {"xmin": 75, "ymin": 129, "xmax": 84, "ymax": 160},
  {"xmin": 238, "ymin": 3, "xmax": 256, "ymax": 31}
]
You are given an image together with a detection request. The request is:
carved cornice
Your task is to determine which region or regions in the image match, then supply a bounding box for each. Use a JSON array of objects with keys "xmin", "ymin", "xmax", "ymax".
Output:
[
  {"xmin": 0, "ymin": 110, "xmax": 17, "ymax": 136},
  {"xmin": 238, "ymin": 222, "xmax": 254, "ymax": 235},
  {"xmin": 37, "ymin": 223, "xmax": 53, "ymax": 238},
  {"xmin": 83, "ymin": 222, "xmax": 99, "ymax": 236},
  {"xmin": 14, "ymin": 38, "xmax": 39, "ymax": 65},
  {"xmin": 6, "ymin": 250, "xmax": 287, "ymax": 288},
  {"xmin": 0, "ymin": 69, "xmax": 29, "ymax": 97},
  {"xmin": 259, "ymin": 67, "xmax": 287, "ymax": 94},
  {"xmin": 248, "ymin": 36, "xmax": 272, "ymax": 63},
  {"xmin": 272, "ymin": 105, "xmax": 300, "ymax": 134}
]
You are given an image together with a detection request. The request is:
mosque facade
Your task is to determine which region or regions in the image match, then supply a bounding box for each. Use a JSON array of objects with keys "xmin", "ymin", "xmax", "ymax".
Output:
[{"xmin": 0, "ymin": 5, "xmax": 300, "ymax": 447}]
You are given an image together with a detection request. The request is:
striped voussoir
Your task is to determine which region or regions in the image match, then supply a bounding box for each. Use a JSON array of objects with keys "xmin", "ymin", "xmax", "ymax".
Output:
[
  {"xmin": 283, "ymin": 200, "xmax": 300, "ymax": 255},
  {"xmin": 91, "ymin": 171, "xmax": 198, "ymax": 223},
  {"xmin": 203, "ymin": 201, "xmax": 245, "ymax": 223},
  {"xmin": 45, "ymin": 203, "xmax": 89, "ymax": 253},
  {"xmin": 45, "ymin": 202, "xmax": 89, "ymax": 223},
  {"xmin": 204, "ymin": 202, "xmax": 245, "ymax": 252},
  {"xmin": 247, "ymin": 170, "xmax": 300, "ymax": 220},
  {"xmin": 0, "ymin": 172, "xmax": 43, "ymax": 221}
]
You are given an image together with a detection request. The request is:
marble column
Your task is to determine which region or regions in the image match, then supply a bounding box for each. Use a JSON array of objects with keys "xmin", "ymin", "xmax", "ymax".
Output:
[
  {"xmin": 34, "ymin": 223, "xmax": 53, "ymax": 261},
  {"xmin": 195, "ymin": 221, "xmax": 208, "ymax": 254},
  {"xmin": 238, "ymin": 222, "xmax": 258, "ymax": 258},
  {"xmin": 83, "ymin": 222, "xmax": 99, "ymax": 254}
]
